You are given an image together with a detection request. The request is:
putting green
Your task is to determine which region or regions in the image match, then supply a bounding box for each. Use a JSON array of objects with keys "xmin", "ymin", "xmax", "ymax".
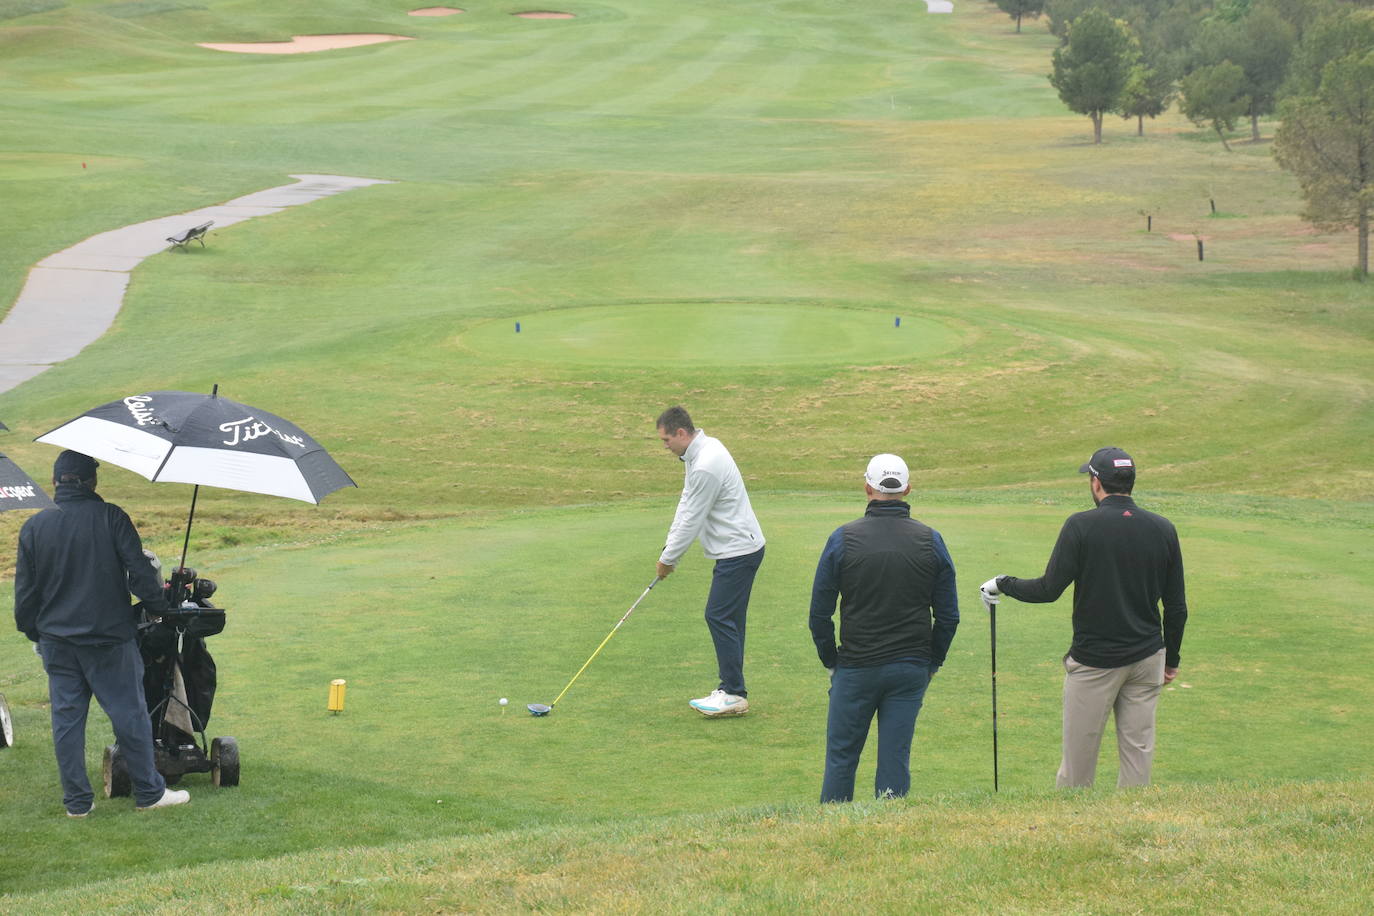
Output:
[{"xmin": 456, "ymin": 302, "xmax": 962, "ymax": 366}]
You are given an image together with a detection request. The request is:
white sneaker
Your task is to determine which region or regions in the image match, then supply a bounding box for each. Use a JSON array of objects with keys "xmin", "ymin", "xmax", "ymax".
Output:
[
  {"xmin": 136, "ymin": 788, "xmax": 190, "ymax": 811},
  {"xmin": 689, "ymin": 688, "xmax": 749, "ymax": 717},
  {"xmin": 66, "ymin": 806, "xmax": 93, "ymax": 818}
]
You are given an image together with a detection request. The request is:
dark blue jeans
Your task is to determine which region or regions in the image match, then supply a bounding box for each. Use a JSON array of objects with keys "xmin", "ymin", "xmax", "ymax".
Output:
[
  {"xmin": 40, "ymin": 638, "xmax": 166, "ymax": 811},
  {"xmin": 821, "ymin": 660, "xmax": 931, "ymax": 802},
  {"xmin": 704, "ymin": 547, "xmax": 764, "ymax": 697}
]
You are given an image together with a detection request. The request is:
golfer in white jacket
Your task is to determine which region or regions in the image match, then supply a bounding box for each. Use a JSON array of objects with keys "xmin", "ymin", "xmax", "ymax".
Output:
[{"xmin": 656, "ymin": 406, "xmax": 765, "ymax": 717}]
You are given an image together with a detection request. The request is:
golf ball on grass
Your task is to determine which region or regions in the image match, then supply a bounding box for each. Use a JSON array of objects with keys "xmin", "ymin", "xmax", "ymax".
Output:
[{"xmin": 499, "ymin": 698, "xmax": 508, "ymax": 706}]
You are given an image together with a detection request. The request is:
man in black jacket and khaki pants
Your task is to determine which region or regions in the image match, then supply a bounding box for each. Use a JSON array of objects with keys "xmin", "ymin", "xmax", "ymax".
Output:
[{"xmin": 980, "ymin": 447, "xmax": 1188, "ymax": 788}]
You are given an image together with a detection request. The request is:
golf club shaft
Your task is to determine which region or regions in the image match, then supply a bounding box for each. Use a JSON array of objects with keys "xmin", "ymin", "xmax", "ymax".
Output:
[
  {"xmin": 550, "ymin": 577, "xmax": 660, "ymax": 708},
  {"xmin": 990, "ymin": 601, "xmax": 999, "ymax": 793}
]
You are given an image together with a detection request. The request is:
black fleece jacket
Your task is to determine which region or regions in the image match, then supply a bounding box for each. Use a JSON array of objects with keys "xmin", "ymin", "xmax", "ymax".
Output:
[
  {"xmin": 998, "ymin": 494, "xmax": 1187, "ymax": 669},
  {"xmin": 14, "ymin": 485, "xmax": 167, "ymax": 646}
]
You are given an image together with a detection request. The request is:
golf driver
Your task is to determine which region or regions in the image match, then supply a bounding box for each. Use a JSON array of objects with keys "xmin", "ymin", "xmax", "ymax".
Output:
[{"xmin": 528, "ymin": 577, "xmax": 661, "ymax": 717}]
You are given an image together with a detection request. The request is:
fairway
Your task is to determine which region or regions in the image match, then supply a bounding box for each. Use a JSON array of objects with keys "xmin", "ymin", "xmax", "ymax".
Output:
[
  {"xmin": 458, "ymin": 302, "xmax": 960, "ymax": 366},
  {"xmin": 0, "ymin": 0, "xmax": 1371, "ymax": 911}
]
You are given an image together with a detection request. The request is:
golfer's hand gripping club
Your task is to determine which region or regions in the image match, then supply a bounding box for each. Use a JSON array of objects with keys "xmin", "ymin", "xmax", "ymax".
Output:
[{"xmin": 980, "ymin": 576, "xmax": 1003, "ymax": 607}]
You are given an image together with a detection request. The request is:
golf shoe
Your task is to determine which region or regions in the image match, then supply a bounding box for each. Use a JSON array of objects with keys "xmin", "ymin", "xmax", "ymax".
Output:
[
  {"xmin": 689, "ymin": 689, "xmax": 749, "ymax": 717},
  {"xmin": 136, "ymin": 788, "xmax": 190, "ymax": 811}
]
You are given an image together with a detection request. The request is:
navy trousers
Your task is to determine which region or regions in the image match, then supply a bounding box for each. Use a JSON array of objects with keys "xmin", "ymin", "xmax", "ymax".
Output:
[
  {"xmin": 40, "ymin": 638, "xmax": 166, "ymax": 811},
  {"xmin": 704, "ymin": 547, "xmax": 764, "ymax": 698},
  {"xmin": 821, "ymin": 660, "xmax": 931, "ymax": 803}
]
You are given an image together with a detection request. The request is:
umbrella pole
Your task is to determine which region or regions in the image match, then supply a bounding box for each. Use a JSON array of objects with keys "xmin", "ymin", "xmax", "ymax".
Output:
[
  {"xmin": 174, "ymin": 384, "xmax": 215, "ymax": 573},
  {"xmin": 177, "ymin": 484, "xmax": 200, "ymax": 573}
]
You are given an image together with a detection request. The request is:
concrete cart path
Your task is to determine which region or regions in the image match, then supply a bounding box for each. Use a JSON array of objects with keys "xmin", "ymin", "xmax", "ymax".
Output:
[{"xmin": 0, "ymin": 174, "xmax": 394, "ymax": 395}]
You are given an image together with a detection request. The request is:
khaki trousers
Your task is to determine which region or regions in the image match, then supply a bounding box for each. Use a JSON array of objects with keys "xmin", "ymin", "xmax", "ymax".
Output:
[{"xmin": 1057, "ymin": 649, "xmax": 1165, "ymax": 788}]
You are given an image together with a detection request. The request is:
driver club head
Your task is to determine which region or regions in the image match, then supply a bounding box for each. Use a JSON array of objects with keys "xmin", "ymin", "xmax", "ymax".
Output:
[{"xmin": 527, "ymin": 703, "xmax": 552, "ymax": 717}]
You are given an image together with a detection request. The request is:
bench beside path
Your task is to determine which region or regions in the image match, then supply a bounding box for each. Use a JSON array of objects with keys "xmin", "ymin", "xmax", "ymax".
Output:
[{"xmin": 0, "ymin": 174, "xmax": 394, "ymax": 395}]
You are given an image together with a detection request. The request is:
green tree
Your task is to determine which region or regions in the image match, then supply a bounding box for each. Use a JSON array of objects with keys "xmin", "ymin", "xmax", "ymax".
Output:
[
  {"xmin": 997, "ymin": 0, "xmax": 1046, "ymax": 33},
  {"xmin": 1262, "ymin": 0, "xmax": 1338, "ymax": 43},
  {"xmin": 1283, "ymin": 6, "xmax": 1374, "ymax": 97},
  {"xmin": 1273, "ymin": 51, "xmax": 1374, "ymax": 276},
  {"xmin": 1117, "ymin": 60, "xmax": 1176, "ymax": 136},
  {"xmin": 1179, "ymin": 61, "xmax": 1250, "ymax": 150},
  {"xmin": 1192, "ymin": 6, "xmax": 1297, "ymax": 140},
  {"xmin": 1049, "ymin": 8, "xmax": 1140, "ymax": 144},
  {"xmin": 1044, "ymin": 0, "xmax": 1098, "ymax": 41}
]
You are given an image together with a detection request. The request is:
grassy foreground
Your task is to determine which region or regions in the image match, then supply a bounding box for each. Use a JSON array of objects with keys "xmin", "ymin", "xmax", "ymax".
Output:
[
  {"xmin": 2, "ymin": 493, "xmax": 1370, "ymax": 898},
  {"xmin": 4, "ymin": 780, "xmax": 1371, "ymax": 913}
]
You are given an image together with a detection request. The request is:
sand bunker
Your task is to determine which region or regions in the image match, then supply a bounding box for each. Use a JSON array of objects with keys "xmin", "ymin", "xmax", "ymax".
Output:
[
  {"xmin": 513, "ymin": 10, "xmax": 575, "ymax": 18},
  {"xmin": 409, "ymin": 6, "xmax": 464, "ymax": 14},
  {"xmin": 198, "ymin": 34, "xmax": 413, "ymax": 54}
]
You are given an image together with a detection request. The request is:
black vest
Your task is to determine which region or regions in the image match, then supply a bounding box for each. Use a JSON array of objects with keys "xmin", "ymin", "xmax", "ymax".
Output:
[{"xmin": 837, "ymin": 502, "xmax": 938, "ymax": 666}]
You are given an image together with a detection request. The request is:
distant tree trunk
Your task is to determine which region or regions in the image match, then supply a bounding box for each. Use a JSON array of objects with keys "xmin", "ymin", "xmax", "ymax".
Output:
[
  {"xmin": 1215, "ymin": 124, "xmax": 1232, "ymax": 152},
  {"xmin": 1251, "ymin": 112, "xmax": 1261, "ymax": 142},
  {"xmin": 1015, "ymin": 12, "xmax": 1022, "ymax": 32},
  {"xmin": 1360, "ymin": 204, "xmax": 1370, "ymax": 277},
  {"xmin": 1092, "ymin": 111, "xmax": 1103, "ymax": 144},
  {"xmin": 1137, "ymin": 114, "xmax": 1144, "ymax": 137}
]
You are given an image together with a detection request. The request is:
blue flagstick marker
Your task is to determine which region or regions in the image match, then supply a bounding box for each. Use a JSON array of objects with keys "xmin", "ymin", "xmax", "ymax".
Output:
[
  {"xmin": 515, "ymin": 321, "xmax": 521, "ymax": 333},
  {"xmin": 895, "ymin": 316, "xmax": 901, "ymax": 328}
]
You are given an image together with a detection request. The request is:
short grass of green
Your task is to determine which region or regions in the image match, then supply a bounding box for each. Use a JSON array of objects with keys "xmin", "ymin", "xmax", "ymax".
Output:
[{"xmin": 458, "ymin": 302, "xmax": 960, "ymax": 367}]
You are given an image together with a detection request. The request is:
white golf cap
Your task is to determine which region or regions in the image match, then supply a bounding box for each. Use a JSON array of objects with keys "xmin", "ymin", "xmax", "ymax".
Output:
[{"xmin": 864, "ymin": 454, "xmax": 909, "ymax": 493}]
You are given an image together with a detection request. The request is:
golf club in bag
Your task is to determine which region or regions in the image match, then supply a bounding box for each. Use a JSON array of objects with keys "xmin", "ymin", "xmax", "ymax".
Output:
[{"xmin": 528, "ymin": 577, "xmax": 661, "ymax": 717}]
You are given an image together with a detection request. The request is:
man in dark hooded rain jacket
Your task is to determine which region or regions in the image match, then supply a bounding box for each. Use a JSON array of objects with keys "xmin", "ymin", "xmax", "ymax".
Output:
[{"xmin": 14, "ymin": 450, "xmax": 188, "ymax": 816}]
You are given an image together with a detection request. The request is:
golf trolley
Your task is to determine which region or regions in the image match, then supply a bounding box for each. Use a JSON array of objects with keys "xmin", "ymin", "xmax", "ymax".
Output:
[
  {"xmin": 0, "ymin": 692, "xmax": 13, "ymax": 748},
  {"xmin": 103, "ymin": 566, "xmax": 239, "ymax": 797}
]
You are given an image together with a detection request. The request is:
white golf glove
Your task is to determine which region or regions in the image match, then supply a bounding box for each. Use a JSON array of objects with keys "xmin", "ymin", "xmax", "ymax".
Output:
[
  {"xmin": 980, "ymin": 577, "xmax": 1003, "ymax": 605},
  {"xmin": 826, "ymin": 667, "xmax": 835, "ymax": 681}
]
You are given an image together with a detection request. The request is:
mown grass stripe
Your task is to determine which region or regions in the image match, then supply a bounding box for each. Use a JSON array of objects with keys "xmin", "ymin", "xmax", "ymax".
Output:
[
  {"xmin": 584, "ymin": 28, "xmax": 764, "ymax": 116},
  {"xmin": 455, "ymin": 19, "xmax": 699, "ymax": 115}
]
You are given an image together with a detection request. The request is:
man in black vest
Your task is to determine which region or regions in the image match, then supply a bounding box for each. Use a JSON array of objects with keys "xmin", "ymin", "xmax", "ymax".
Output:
[
  {"xmin": 809, "ymin": 454, "xmax": 959, "ymax": 802},
  {"xmin": 980, "ymin": 447, "xmax": 1188, "ymax": 788},
  {"xmin": 14, "ymin": 451, "xmax": 188, "ymax": 815}
]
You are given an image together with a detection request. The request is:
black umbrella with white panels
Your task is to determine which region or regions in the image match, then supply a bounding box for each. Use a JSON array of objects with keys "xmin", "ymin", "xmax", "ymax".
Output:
[
  {"xmin": 36, "ymin": 387, "xmax": 355, "ymax": 570},
  {"xmin": 0, "ymin": 419, "xmax": 56, "ymax": 513},
  {"xmin": 0, "ymin": 454, "xmax": 55, "ymax": 512}
]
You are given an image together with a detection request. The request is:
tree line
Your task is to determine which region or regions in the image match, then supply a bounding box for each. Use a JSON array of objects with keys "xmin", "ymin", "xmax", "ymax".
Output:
[{"xmin": 992, "ymin": 0, "xmax": 1374, "ymax": 275}]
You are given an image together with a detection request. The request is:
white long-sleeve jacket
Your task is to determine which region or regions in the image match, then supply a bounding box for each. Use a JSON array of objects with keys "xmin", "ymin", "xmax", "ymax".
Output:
[{"xmin": 660, "ymin": 430, "xmax": 765, "ymax": 566}]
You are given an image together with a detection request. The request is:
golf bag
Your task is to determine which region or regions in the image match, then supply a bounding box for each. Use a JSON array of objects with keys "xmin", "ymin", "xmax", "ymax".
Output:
[{"xmin": 103, "ymin": 567, "xmax": 240, "ymax": 796}]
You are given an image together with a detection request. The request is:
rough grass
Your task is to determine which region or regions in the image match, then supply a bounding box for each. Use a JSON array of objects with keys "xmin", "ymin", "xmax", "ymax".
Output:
[{"xmin": 5, "ymin": 781, "xmax": 1371, "ymax": 913}]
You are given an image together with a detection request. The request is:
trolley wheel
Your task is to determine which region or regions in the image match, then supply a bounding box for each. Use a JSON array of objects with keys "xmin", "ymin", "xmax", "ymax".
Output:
[
  {"xmin": 103, "ymin": 745, "xmax": 131, "ymax": 798},
  {"xmin": 211, "ymin": 736, "xmax": 239, "ymax": 788},
  {"xmin": 0, "ymin": 694, "xmax": 13, "ymax": 748}
]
